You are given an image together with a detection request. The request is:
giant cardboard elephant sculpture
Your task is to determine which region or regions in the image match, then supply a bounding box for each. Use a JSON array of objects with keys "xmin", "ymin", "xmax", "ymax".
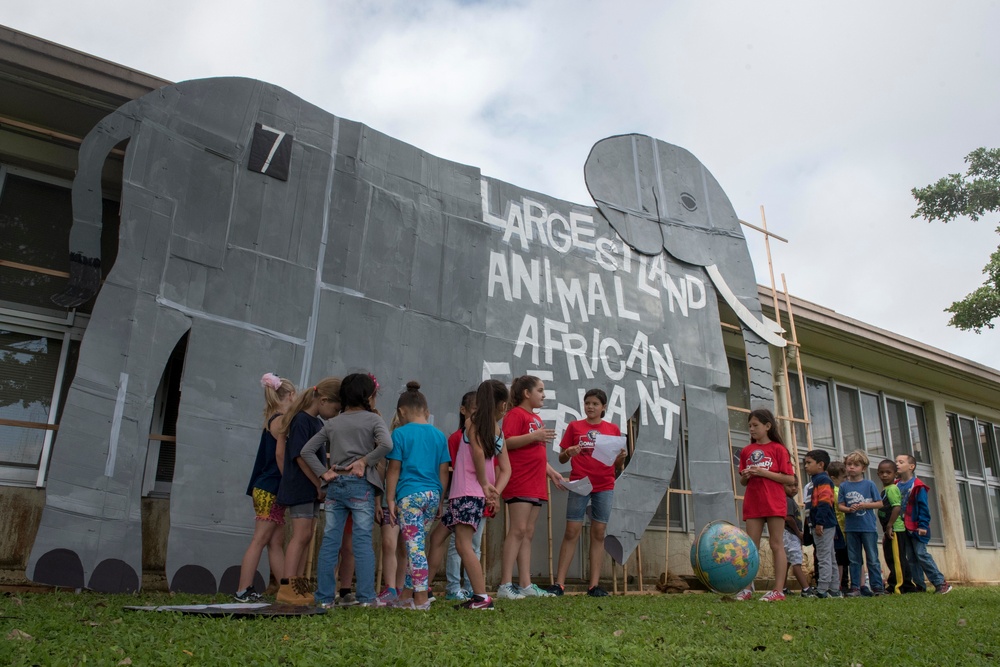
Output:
[{"xmin": 27, "ymin": 78, "xmax": 784, "ymax": 593}]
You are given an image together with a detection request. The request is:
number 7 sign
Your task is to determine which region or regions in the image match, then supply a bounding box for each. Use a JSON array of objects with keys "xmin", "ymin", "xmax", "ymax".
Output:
[{"xmin": 247, "ymin": 123, "xmax": 293, "ymax": 181}]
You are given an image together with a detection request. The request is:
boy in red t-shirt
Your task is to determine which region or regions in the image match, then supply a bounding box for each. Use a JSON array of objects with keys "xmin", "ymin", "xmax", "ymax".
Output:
[{"xmin": 547, "ymin": 389, "xmax": 625, "ymax": 597}]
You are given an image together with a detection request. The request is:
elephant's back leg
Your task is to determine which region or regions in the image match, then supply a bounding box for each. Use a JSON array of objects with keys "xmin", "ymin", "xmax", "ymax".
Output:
[
  {"xmin": 27, "ymin": 285, "xmax": 191, "ymax": 592},
  {"xmin": 165, "ymin": 318, "xmax": 304, "ymax": 594}
]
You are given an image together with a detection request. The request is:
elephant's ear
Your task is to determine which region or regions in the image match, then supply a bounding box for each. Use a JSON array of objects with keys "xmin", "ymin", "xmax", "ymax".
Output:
[{"xmin": 584, "ymin": 134, "xmax": 664, "ymax": 256}]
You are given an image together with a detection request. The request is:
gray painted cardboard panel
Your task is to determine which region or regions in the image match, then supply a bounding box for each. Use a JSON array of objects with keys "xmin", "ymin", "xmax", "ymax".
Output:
[{"xmin": 29, "ymin": 78, "xmax": 783, "ymax": 592}]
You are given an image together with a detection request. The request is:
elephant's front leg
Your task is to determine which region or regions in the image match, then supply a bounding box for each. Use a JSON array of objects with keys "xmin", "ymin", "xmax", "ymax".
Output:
[
  {"xmin": 165, "ymin": 320, "xmax": 305, "ymax": 594},
  {"xmin": 603, "ymin": 437, "xmax": 679, "ymax": 565},
  {"xmin": 26, "ymin": 284, "xmax": 191, "ymax": 592}
]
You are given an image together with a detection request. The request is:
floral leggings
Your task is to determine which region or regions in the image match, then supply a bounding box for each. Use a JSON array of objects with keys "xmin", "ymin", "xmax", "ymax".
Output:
[{"xmin": 398, "ymin": 490, "xmax": 441, "ymax": 592}]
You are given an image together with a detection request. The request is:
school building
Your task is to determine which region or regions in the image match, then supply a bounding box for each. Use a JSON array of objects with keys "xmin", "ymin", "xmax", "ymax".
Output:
[{"xmin": 1, "ymin": 25, "xmax": 998, "ymax": 590}]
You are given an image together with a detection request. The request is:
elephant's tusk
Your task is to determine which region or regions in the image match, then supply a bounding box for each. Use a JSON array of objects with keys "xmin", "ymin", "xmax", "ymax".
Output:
[{"xmin": 705, "ymin": 264, "xmax": 786, "ymax": 347}]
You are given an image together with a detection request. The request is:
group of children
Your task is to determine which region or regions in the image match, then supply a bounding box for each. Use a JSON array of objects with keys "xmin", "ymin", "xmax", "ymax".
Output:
[
  {"xmin": 238, "ymin": 380, "xmax": 953, "ymax": 608},
  {"xmin": 234, "ymin": 372, "xmax": 625, "ymax": 611},
  {"xmin": 739, "ymin": 408, "xmax": 953, "ymax": 601}
]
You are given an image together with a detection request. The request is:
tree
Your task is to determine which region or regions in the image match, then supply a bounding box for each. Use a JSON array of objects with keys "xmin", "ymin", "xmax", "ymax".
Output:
[{"xmin": 912, "ymin": 147, "xmax": 1000, "ymax": 332}]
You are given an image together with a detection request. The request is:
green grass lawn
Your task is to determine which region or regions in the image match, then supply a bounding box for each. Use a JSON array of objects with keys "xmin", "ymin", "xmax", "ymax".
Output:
[{"xmin": 2, "ymin": 588, "xmax": 998, "ymax": 666}]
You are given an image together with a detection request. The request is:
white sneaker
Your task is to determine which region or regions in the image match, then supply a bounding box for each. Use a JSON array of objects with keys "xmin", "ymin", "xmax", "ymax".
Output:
[
  {"xmin": 496, "ymin": 583, "xmax": 525, "ymax": 600},
  {"xmin": 519, "ymin": 583, "xmax": 554, "ymax": 598}
]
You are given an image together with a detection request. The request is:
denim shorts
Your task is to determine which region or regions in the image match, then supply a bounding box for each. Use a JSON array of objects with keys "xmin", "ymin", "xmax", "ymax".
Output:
[
  {"xmin": 566, "ymin": 489, "xmax": 613, "ymax": 524},
  {"xmin": 288, "ymin": 501, "xmax": 320, "ymax": 519}
]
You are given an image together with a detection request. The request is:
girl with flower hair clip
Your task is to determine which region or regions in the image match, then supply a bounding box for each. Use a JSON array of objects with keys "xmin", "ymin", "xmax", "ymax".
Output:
[{"xmin": 233, "ymin": 373, "xmax": 296, "ymax": 602}]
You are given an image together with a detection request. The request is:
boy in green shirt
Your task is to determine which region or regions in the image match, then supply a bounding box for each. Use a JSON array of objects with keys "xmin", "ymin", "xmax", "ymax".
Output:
[{"xmin": 876, "ymin": 459, "xmax": 907, "ymax": 594}]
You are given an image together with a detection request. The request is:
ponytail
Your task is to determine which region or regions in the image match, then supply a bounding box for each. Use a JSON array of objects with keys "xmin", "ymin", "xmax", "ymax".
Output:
[
  {"xmin": 471, "ymin": 379, "xmax": 508, "ymax": 460},
  {"xmin": 279, "ymin": 377, "xmax": 341, "ymax": 436}
]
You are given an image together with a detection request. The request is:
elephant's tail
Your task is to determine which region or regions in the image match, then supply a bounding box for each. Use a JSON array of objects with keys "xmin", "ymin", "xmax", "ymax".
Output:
[{"xmin": 52, "ymin": 103, "xmax": 139, "ymax": 308}]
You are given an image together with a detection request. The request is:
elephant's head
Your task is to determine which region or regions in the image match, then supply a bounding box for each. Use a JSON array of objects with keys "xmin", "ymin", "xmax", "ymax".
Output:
[
  {"xmin": 584, "ymin": 134, "xmax": 745, "ymax": 263},
  {"xmin": 585, "ymin": 134, "xmax": 785, "ymax": 347}
]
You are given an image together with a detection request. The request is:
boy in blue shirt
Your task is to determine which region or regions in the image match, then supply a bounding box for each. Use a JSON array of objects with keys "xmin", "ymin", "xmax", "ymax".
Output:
[{"xmin": 837, "ymin": 450, "xmax": 884, "ymax": 596}]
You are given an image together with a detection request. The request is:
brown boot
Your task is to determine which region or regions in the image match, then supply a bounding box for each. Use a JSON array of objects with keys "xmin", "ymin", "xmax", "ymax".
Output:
[{"xmin": 276, "ymin": 577, "xmax": 315, "ymax": 605}]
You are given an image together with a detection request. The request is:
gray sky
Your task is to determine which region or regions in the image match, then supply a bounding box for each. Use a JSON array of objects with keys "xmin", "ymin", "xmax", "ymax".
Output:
[{"xmin": 5, "ymin": 0, "xmax": 1000, "ymax": 369}]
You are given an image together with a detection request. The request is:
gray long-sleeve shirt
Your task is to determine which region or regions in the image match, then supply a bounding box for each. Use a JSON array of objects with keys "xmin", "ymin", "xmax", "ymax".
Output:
[{"xmin": 301, "ymin": 410, "xmax": 392, "ymax": 491}]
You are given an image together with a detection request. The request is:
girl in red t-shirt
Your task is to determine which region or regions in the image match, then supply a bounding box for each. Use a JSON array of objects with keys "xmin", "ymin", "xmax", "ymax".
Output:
[
  {"xmin": 738, "ymin": 408, "xmax": 795, "ymax": 602},
  {"xmin": 497, "ymin": 375, "xmax": 565, "ymax": 599},
  {"xmin": 549, "ymin": 388, "xmax": 624, "ymax": 597}
]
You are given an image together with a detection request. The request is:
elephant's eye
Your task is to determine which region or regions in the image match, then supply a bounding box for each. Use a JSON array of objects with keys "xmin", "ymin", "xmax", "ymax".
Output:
[{"xmin": 680, "ymin": 193, "xmax": 698, "ymax": 212}]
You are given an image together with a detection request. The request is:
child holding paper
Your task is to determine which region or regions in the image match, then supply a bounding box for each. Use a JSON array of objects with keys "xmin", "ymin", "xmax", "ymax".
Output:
[{"xmin": 548, "ymin": 388, "xmax": 625, "ymax": 597}]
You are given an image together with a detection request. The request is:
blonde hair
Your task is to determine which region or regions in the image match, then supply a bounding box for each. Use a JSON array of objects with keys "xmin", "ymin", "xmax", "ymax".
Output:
[
  {"xmin": 261, "ymin": 375, "xmax": 296, "ymax": 428},
  {"xmin": 389, "ymin": 408, "xmax": 405, "ymax": 432},
  {"xmin": 844, "ymin": 449, "xmax": 870, "ymax": 468},
  {"xmin": 278, "ymin": 377, "xmax": 341, "ymax": 436}
]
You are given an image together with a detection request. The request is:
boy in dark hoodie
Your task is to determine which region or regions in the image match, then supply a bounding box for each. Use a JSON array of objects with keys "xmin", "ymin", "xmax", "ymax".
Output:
[
  {"xmin": 894, "ymin": 454, "xmax": 953, "ymax": 594},
  {"xmin": 803, "ymin": 450, "xmax": 839, "ymax": 598}
]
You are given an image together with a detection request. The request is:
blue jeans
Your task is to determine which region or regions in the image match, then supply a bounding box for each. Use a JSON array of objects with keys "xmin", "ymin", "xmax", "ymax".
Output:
[
  {"xmin": 906, "ymin": 534, "xmax": 945, "ymax": 587},
  {"xmin": 315, "ymin": 477, "xmax": 377, "ymax": 604},
  {"xmin": 445, "ymin": 517, "xmax": 485, "ymax": 595},
  {"xmin": 845, "ymin": 531, "xmax": 883, "ymax": 592}
]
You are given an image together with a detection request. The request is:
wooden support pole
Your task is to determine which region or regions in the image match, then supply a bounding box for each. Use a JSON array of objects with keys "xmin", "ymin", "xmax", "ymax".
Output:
[
  {"xmin": 547, "ymin": 478, "xmax": 554, "ymax": 585},
  {"xmin": 623, "ymin": 553, "xmax": 629, "ymax": 594},
  {"xmin": 664, "ymin": 489, "xmax": 670, "ymax": 584},
  {"xmin": 636, "ymin": 543, "xmax": 644, "ymax": 593}
]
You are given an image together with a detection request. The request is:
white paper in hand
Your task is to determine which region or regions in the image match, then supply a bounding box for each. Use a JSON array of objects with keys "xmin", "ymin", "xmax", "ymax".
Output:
[
  {"xmin": 563, "ymin": 477, "xmax": 593, "ymax": 496},
  {"xmin": 593, "ymin": 435, "xmax": 626, "ymax": 466}
]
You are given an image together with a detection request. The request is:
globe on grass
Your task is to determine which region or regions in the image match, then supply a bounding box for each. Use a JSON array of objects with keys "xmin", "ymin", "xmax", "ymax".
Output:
[{"xmin": 689, "ymin": 520, "xmax": 759, "ymax": 596}]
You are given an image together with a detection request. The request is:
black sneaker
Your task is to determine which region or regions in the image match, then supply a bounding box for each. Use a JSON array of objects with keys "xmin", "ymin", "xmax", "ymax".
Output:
[
  {"xmin": 456, "ymin": 595, "xmax": 495, "ymax": 610},
  {"xmin": 860, "ymin": 586, "xmax": 874, "ymax": 597},
  {"xmin": 587, "ymin": 586, "xmax": 609, "ymax": 597},
  {"xmin": 546, "ymin": 584, "xmax": 565, "ymax": 596},
  {"xmin": 800, "ymin": 587, "xmax": 818, "ymax": 598},
  {"xmin": 233, "ymin": 585, "xmax": 262, "ymax": 603}
]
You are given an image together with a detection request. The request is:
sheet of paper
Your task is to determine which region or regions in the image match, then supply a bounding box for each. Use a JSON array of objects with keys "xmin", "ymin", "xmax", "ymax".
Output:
[
  {"xmin": 593, "ymin": 435, "xmax": 627, "ymax": 466},
  {"xmin": 563, "ymin": 477, "xmax": 593, "ymax": 496}
]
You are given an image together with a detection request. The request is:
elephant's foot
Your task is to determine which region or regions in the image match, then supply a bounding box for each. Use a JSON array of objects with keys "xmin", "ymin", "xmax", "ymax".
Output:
[
  {"xmin": 89, "ymin": 559, "xmax": 140, "ymax": 592},
  {"xmin": 170, "ymin": 564, "xmax": 217, "ymax": 594},
  {"xmin": 31, "ymin": 549, "xmax": 85, "ymax": 589},
  {"xmin": 31, "ymin": 551, "xmax": 139, "ymax": 592},
  {"xmin": 217, "ymin": 565, "xmax": 266, "ymax": 595}
]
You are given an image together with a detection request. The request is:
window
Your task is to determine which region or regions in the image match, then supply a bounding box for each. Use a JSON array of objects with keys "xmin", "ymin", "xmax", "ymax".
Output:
[
  {"xmin": 0, "ymin": 165, "xmax": 118, "ymax": 487},
  {"xmin": 0, "ymin": 169, "xmax": 118, "ymax": 314},
  {"xmin": 805, "ymin": 377, "xmax": 834, "ymax": 450},
  {"xmin": 948, "ymin": 412, "xmax": 1000, "ymax": 549},
  {"xmin": 908, "ymin": 404, "xmax": 930, "ymax": 464},
  {"xmin": 886, "ymin": 399, "xmax": 911, "ymax": 459},
  {"xmin": 860, "ymin": 392, "xmax": 886, "ymax": 458},
  {"xmin": 0, "ymin": 327, "xmax": 76, "ymax": 485},
  {"xmin": 786, "ymin": 372, "xmax": 808, "ymax": 450},
  {"xmin": 836, "ymin": 385, "xmax": 863, "ymax": 453}
]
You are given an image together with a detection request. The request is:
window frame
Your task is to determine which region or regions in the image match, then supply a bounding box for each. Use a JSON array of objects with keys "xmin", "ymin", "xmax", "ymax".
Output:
[{"xmin": 947, "ymin": 411, "xmax": 1000, "ymax": 549}]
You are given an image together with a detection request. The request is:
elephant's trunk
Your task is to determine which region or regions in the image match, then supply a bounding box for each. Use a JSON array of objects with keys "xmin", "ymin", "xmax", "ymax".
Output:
[{"xmin": 52, "ymin": 103, "xmax": 139, "ymax": 308}]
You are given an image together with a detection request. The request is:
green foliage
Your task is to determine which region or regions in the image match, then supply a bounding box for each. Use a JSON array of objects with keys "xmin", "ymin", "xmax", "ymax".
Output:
[
  {"xmin": 3, "ymin": 589, "xmax": 1000, "ymax": 666},
  {"xmin": 912, "ymin": 148, "xmax": 1000, "ymax": 332}
]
